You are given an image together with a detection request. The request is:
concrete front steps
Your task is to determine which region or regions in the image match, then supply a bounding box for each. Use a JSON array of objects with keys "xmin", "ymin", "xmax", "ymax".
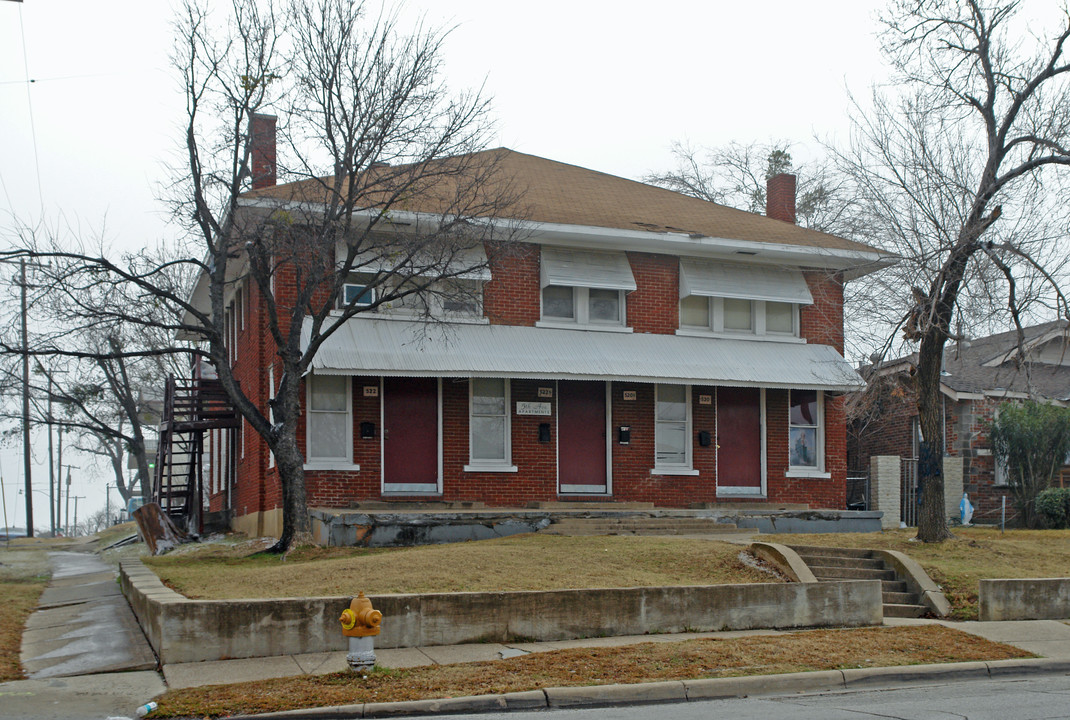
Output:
[
  {"xmin": 541, "ymin": 515, "xmax": 750, "ymax": 537},
  {"xmin": 788, "ymin": 545, "xmax": 929, "ymax": 618}
]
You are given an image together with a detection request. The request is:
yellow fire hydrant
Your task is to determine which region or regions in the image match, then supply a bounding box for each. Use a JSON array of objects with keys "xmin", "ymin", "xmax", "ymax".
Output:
[{"xmin": 339, "ymin": 591, "xmax": 382, "ymax": 672}]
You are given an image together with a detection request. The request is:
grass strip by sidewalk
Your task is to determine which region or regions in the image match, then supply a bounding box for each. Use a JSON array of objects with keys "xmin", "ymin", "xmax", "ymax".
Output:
[
  {"xmin": 0, "ymin": 548, "xmax": 50, "ymax": 682},
  {"xmin": 150, "ymin": 625, "xmax": 1030, "ymax": 718}
]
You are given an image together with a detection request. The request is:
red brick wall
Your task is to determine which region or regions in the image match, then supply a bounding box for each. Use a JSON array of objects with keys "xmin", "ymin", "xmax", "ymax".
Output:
[
  {"xmin": 231, "ymin": 244, "xmax": 852, "ymax": 516},
  {"xmin": 484, "ymin": 242, "xmax": 540, "ymax": 326},
  {"xmin": 765, "ymin": 390, "xmax": 846, "ymax": 508},
  {"xmin": 625, "ymin": 253, "xmax": 678, "ymax": 334},
  {"xmin": 801, "ymin": 271, "xmax": 844, "ymax": 353}
]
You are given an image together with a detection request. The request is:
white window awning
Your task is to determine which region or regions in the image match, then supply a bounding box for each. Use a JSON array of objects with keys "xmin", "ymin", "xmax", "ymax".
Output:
[
  {"xmin": 540, "ymin": 248, "xmax": 637, "ymax": 291},
  {"xmin": 338, "ymin": 242, "xmax": 492, "ymax": 281},
  {"xmin": 679, "ymin": 260, "xmax": 814, "ymax": 304},
  {"xmin": 305, "ymin": 317, "xmax": 864, "ymax": 391}
]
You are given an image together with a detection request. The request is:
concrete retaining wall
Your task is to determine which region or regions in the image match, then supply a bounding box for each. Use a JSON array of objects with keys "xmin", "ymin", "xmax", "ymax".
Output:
[
  {"xmin": 120, "ymin": 561, "xmax": 883, "ymax": 665},
  {"xmin": 979, "ymin": 578, "xmax": 1070, "ymax": 621}
]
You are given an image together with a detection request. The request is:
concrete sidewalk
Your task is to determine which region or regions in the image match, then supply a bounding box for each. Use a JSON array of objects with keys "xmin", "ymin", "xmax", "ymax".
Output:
[
  {"xmin": 161, "ymin": 616, "xmax": 1070, "ymax": 690},
  {"xmin": 21, "ymin": 551, "xmax": 157, "ymax": 679},
  {"xmin": 0, "ymin": 550, "xmax": 165, "ymax": 720}
]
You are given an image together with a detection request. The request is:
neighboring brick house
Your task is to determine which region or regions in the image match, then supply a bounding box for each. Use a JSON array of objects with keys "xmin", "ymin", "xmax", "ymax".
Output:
[
  {"xmin": 196, "ymin": 141, "xmax": 891, "ymax": 538},
  {"xmin": 849, "ymin": 322, "xmax": 1070, "ymax": 522}
]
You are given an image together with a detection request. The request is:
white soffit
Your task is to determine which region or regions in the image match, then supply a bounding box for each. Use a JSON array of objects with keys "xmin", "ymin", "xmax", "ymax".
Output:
[
  {"xmin": 540, "ymin": 248, "xmax": 637, "ymax": 291},
  {"xmin": 305, "ymin": 317, "xmax": 864, "ymax": 391},
  {"xmin": 679, "ymin": 259, "xmax": 814, "ymax": 304}
]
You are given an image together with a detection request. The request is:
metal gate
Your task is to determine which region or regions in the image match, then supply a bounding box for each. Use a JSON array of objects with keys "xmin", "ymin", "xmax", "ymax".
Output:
[
  {"xmin": 846, "ymin": 473, "xmax": 869, "ymax": 511},
  {"xmin": 901, "ymin": 458, "xmax": 919, "ymax": 527}
]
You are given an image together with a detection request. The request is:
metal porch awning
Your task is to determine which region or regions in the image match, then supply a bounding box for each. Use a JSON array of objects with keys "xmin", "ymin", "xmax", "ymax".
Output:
[{"xmin": 304, "ymin": 317, "xmax": 864, "ymax": 391}]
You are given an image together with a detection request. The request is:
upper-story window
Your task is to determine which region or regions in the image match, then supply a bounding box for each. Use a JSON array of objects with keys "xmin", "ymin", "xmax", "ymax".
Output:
[
  {"xmin": 539, "ymin": 248, "xmax": 635, "ymax": 329},
  {"xmin": 338, "ymin": 273, "xmax": 483, "ymax": 320},
  {"xmin": 336, "ymin": 240, "xmax": 490, "ymax": 321},
  {"xmin": 678, "ymin": 260, "xmax": 811, "ymax": 339}
]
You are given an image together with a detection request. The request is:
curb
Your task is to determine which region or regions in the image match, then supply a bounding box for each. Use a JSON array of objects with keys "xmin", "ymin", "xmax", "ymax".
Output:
[{"xmin": 226, "ymin": 657, "xmax": 1070, "ymax": 719}]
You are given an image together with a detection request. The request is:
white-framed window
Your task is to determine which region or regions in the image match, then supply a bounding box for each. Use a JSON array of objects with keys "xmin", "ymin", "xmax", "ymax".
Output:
[
  {"xmin": 789, "ymin": 389, "xmax": 824, "ymax": 471},
  {"xmin": 679, "ymin": 296, "xmax": 798, "ymax": 337},
  {"xmin": 654, "ymin": 384, "xmax": 693, "ymax": 472},
  {"xmin": 306, "ymin": 374, "xmax": 352, "ymax": 464},
  {"xmin": 341, "ymin": 283, "xmax": 376, "ymax": 308},
  {"xmin": 465, "ymin": 378, "xmax": 516, "ymax": 472},
  {"xmin": 438, "ymin": 279, "xmax": 484, "ymax": 318},
  {"xmin": 541, "ymin": 285, "xmax": 626, "ymax": 326},
  {"xmin": 267, "ymin": 366, "xmax": 275, "ymax": 469}
]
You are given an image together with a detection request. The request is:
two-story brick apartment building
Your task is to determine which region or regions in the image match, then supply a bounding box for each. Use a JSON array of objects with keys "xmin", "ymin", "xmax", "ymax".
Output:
[{"xmin": 198, "ymin": 145, "xmax": 889, "ymax": 538}]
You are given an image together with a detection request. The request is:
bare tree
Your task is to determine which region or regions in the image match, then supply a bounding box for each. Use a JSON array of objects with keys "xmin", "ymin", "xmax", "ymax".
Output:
[
  {"xmin": 644, "ymin": 141, "xmax": 862, "ymax": 237},
  {"xmin": 837, "ymin": 0, "xmax": 1070, "ymax": 541},
  {"xmin": 2, "ymin": 0, "xmax": 521, "ymax": 553}
]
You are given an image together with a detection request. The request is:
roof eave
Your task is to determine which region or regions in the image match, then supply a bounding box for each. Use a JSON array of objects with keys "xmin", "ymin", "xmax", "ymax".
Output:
[{"xmin": 237, "ymin": 196, "xmax": 897, "ymax": 275}]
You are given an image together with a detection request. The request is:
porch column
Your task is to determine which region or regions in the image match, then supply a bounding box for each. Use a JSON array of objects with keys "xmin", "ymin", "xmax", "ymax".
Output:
[
  {"xmin": 943, "ymin": 456, "xmax": 964, "ymax": 524},
  {"xmin": 870, "ymin": 455, "xmax": 901, "ymax": 530}
]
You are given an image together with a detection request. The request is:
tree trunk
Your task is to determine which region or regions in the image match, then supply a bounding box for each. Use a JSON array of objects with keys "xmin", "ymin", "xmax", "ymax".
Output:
[
  {"xmin": 267, "ymin": 432, "xmax": 310, "ymax": 553},
  {"xmin": 915, "ymin": 330, "xmax": 954, "ymax": 542}
]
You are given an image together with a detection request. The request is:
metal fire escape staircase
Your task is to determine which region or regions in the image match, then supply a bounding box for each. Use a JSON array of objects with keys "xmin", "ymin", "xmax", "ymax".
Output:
[{"xmin": 153, "ymin": 376, "xmax": 240, "ymax": 534}]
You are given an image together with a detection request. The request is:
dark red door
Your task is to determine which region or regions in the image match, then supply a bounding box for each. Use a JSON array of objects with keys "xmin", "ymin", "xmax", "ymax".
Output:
[
  {"xmin": 383, "ymin": 377, "xmax": 439, "ymax": 491},
  {"xmin": 558, "ymin": 380, "xmax": 608, "ymax": 493},
  {"xmin": 717, "ymin": 387, "xmax": 763, "ymax": 493}
]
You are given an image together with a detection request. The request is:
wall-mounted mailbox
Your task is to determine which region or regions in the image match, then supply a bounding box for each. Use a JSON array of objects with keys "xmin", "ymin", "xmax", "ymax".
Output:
[
  {"xmin": 618, "ymin": 426, "xmax": 631, "ymax": 445},
  {"xmin": 698, "ymin": 430, "xmax": 711, "ymax": 447},
  {"xmin": 360, "ymin": 421, "xmax": 376, "ymax": 440},
  {"xmin": 538, "ymin": 423, "xmax": 551, "ymax": 443}
]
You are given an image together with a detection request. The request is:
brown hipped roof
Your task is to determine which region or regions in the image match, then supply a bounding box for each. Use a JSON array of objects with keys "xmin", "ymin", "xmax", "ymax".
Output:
[{"xmin": 244, "ymin": 148, "xmax": 877, "ymax": 254}]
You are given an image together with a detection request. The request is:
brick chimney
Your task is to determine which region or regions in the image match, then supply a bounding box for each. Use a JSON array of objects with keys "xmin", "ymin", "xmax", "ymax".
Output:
[
  {"xmin": 249, "ymin": 113, "xmax": 277, "ymax": 190},
  {"xmin": 766, "ymin": 173, "xmax": 796, "ymax": 224}
]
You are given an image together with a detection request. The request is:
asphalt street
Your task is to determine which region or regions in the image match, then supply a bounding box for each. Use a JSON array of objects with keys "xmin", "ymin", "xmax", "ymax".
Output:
[{"xmin": 410, "ymin": 674, "xmax": 1070, "ymax": 720}]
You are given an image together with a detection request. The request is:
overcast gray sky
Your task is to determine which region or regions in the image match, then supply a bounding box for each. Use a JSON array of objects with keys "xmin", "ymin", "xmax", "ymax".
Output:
[{"xmin": 0, "ymin": 0, "xmax": 897, "ymax": 528}]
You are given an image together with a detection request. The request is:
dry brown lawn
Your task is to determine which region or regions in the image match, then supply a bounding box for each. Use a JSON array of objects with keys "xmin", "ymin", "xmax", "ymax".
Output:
[
  {"xmin": 150, "ymin": 625, "xmax": 1031, "ymax": 718},
  {"xmin": 773, "ymin": 526, "xmax": 1070, "ymax": 620},
  {"xmin": 145, "ymin": 534, "xmax": 778, "ymax": 599},
  {"xmin": 145, "ymin": 528, "xmax": 1070, "ymax": 621},
  {"xmin": 0, "ymin": 545, "xmax": 50, "ymax": 681}
]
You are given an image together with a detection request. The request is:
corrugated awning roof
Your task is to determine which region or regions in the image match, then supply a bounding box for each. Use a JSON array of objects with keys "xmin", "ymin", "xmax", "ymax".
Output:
[
  {"xmin": 304, "ymin": 318, "xmax": 864, "ymax": 391},
  {"xmin": 679, "ymin": 259, "xmax": 814, "ymax": 304},
  {"xmin": 540, "ymin": 248, "xmax": 636, "ymax": 291}
]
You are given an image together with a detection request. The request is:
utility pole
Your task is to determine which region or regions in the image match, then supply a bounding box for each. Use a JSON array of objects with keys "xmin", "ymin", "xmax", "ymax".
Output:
[
  {"xmin": 62, "ymin": 465, "xmax": 78, "ymax": 535},
  {"xmin": 71, "ymin": 495, "xmax": 85, "ymax": 537},
  {"xmin": 56, "ymin": 427, "xmax": 63, "ymax": 537},
  {"xmin": 20, "ymin": 259, "xmax": 33, "ymax": 538},
  {"xmin": 45, "ymin": 370, "xmax": 55, "ymax": 536}
]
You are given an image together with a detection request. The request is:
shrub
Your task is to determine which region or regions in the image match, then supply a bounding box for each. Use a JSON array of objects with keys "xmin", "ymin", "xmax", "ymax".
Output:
[
  {"xmin": 989, "ymin": 401, "xmax": 1070, "ymax": 528},
  {"xmin": 1035, "ymin": 487, "xmax": 1070, "ymax": 529}
]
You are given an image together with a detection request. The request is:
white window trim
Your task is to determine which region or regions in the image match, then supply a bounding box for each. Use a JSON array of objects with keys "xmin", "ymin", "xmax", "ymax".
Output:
[
  {"xmin": 678, "ymin": 297, "xmax": 799, "ymax": 339},
  {"xmin": 540, "ymin": 286, "xmax": 630, "ymax": 330},
  {"xmin": 268, "ymin": 368, "xmax": 276, "ymax": 470},
  {"xmin": 465, "ymin": 378, "xmax": 517, "ymax": 472},
  {"xmin": 304, "ymin": 375, "xmax": 360, "ymax": 471},
  {"xmin": 788, "ymin": 389, "xmax": 826, "ymax": 475},
  {"xmin": 652, "ymin": 383, "xmax": 693, "ymax": 474},
  {"xmin": 340, "ymin": 282, "xmax": 377, "ymax": 309}
]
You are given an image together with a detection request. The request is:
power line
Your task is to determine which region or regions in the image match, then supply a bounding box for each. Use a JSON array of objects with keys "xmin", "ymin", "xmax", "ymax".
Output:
[
  {"xmin": 0, "ymin": 73, "xmax": 116, "ymax": 86},
  {"xmin": 15, "ymin": 2, "xmax": 45, "ymax": 215}
]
